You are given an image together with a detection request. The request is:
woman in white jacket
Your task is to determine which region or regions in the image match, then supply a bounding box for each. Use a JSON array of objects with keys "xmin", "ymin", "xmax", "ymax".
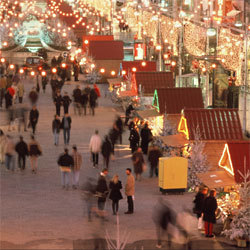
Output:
[{"xmin": 89, "ymin": 130, "xmax": 102, "ymax": 167}]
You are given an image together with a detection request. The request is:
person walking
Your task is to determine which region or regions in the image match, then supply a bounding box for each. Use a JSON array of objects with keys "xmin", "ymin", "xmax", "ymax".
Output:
[
  {"xmin": 140, "ymin": 123, "xmax": 152, "ymax": 154},
  {"xmin": 125, "ymin": 104, "xmax": 134, "ymax": 126},
  {"xmin": 54, "ymin": 91, "xmax": 63, "ymax": 117},
  {"xmin": 52, "ymin": 114, "xmax": 61, "ymax": 146},
  {"xmin": 89, "ymin": 130, "xmax": 102, "ymax": 167},
  {"xmin": 15, "ymin": 136, "xmax": 29, "ymax": 170},
  {"xmin": 28, "ymin": 87, "xmax": 38, "ymax": 106},
  {"xmin": 73, "ymin": 85, "xmax": 82, "ymax": 115},
  {"xmin": 61, "ymin": 113, "xmax": 71, "ymax": 145},
  {"xmin": 71, "ymin": 145, "xmax": 82, "ymax": 189},
  {"xmin": 29, "ymin": 106, "xmax": 39, "ymax": 134},
  {"xmin": 57, "ymin": 148, "xmax": 74, "ymax": 190},
  {"xmin": 148, "ymin": 144, "xmax": 162, "ymax": 177},
  {"xmin": 101, "ymin": 135, "xmax": 112, "ymax": 169},
  {"xmin": 96, "ymin": 168, "xmax": 109, "ymax": 213},
  {"xmin": 132, "ymin": 147, "xmax": 145, "ymax": 181},
  {"xmin": 193, "ymin": 186, "xmax": 208, "ymax": 230},
  {"xmin": 0, "ymin": 130, "xmax": 7, "ymax": 165},
  {"xmin": 81, "ymin": 90, "xmax": 88, "ymax": 116},
  {"xmin": 202, "ymin": 189, "xmax": 218, "ymax": 238},
  {"xmin": 115, "ymin": 115, "xmax": 123, "ymax": 144},
  {"xmin": 62, "ymin": 91, "xmax": 72, "ymax": 114},
  {"xmin": 109, "ymin": 174, "xmax": 123, "ymax": 215},
  {"xmin": 4, "ymin": 135, "xmax": 15, "ymax": 171},
  {"xmin": 17, "ymin": 81, "xmax": 24, "ymax": 103},
  {"xmin": 0, "ymin": 75, "xmax": 7, "ymax": 107},
  {"xmin": 41, "ymin": 74, "xmax": 48, "ymax": 93},
  {"xmin": 28, "ymin": 135, "xmax": 42, "ymax": 174},
  {"xmin": 129, "ymin": 125, "xmax": 140, "ymax": 153},
  {"xmin": 89, "ymin": 88, "xmax": 98, "ymax": 116},
  {"xmin": 125, "ymin": 168, "xmax": 135, "ymax": 214}
]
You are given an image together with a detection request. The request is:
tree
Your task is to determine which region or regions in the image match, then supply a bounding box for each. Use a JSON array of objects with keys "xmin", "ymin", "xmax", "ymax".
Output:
[{"xmin": 187, "ymin": 127, "xmax": 208, "ymax": 189}]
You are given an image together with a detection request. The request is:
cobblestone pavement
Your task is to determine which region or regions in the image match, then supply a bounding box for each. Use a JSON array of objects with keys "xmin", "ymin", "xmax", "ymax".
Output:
[{"xmin": 0, "ymin": 76, "xmax": 244, "ymax": 249}]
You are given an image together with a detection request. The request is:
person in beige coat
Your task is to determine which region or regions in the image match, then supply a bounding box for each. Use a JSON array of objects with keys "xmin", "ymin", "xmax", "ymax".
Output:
[
  {"xmin": 0, "ymin": 130, "xmax": 7, "ymax": 165},
  {"xmin": 125, "ymin": 168, "xmax": 135, "ymax": 214},
  {"xmin": 17, "ymin": 82, "xmax": 24, "ymax": 103}
]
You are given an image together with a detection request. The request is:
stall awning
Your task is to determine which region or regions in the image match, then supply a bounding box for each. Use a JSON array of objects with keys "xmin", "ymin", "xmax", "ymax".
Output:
[
  {"xmin": 197, "ymin": 171, "xmax": 236, "ymax": 188},
  {"xmin": 107, "ymin": 78, "xmax": 124, "ymax": 86},
  {"xmin": 160, "ymin": 134, "xmax": 188, "ymax": 147},
  {"xmin": 136, "ymin": 109, "xmax": 161, "ymax": 119}
]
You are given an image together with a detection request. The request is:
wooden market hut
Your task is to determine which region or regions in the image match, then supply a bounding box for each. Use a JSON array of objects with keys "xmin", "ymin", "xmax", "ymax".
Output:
[{"xmin": 153, "ymin": 87, "xmax": 204, "ymax": 130}]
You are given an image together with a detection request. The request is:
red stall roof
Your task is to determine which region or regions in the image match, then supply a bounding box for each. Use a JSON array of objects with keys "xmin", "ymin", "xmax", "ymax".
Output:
[
  {"xmin": 179, "ymin": 108, "xmax": 243, "ymax": 141},
  {"xmin": 88, "ymin": 41, "xmax": 124, "ymax": 60},
  {"xmin": 122, "ymin": 61, "xmax": 156, "ymax": 74},
  {"xmin": 155, "ymin": 88, "xmax": 204, "ymax": 114},
  {"xmin": 135, "ymin": 72, "xmax": 174, "ymax": 95},
  {"xmin": 219, "ymin": 141, "xmax": 250, "ymax": 183}
]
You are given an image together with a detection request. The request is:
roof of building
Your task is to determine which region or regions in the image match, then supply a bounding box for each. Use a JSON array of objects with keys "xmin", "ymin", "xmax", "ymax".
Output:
[
  {"xmin": 181, "ymin": 108, "xmax": 243, "ymax": 141},
  {"xmin": 88, "ymin": 41, "xmax": 124, "ymax": 60},
  {"xmin": 222, "ymin": 141, "xmax": 250, "ymax": 183},
  {"xmin": 134, "ymin": 72, "xmax": 174, "ymax": 95},
  {"xmin": 122, "ymin": 61, "xmax": 156, "ymax": 74},
  {"xmin": 155, "ymin": 88, "xmax": 204, "ymax": 114}
]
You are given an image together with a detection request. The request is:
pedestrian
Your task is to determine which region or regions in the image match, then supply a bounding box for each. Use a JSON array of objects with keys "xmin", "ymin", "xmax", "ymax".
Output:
[
  {"xmin": 109, "ymin": 174, "xmax": 123, "ymax": 215},
  {"xmin": 29, "ymin": 106, "xmax": 39, "ymax": 134},
  {"xmin": 0, "ymin": 130, "xmax": 7, "ymax": 165},
  {"xmin": 93, "ymin": 83, "xmax": 101, "ymax": 97},
  {"xmin": 71, "ymin": 145, "xmax": 82, "ymax": 189},
  {"xmin": 17, "ymin": 81, "xmax": 24, "ymax": 103},
  {"xmin": 124, "ymin": 168, "xmax": 135, "ymax": 214},
  {"xmin": 4, "ymin": 135, "xmax": 15, "ymax": 171},
  {"xmin": 89, "ymin": 130, "xmax": 102, "ymax": 167},
  {"xmin": 41, "ymin": 74, "xmax": 48, "ymax": 93},
  {"xmin": 193, "ymin": 186, "xmax": 208, "ymax": 230},
  {"xmin": 5, "ymin": 87, "xmax": 13, "ymax": 109},
  {"xmin": 125, "ymin": 103, "xmax": 134, "ymax": 126},
  {"xmin": 28, "ymin": 135, "xmax": 42, "ymax": 174},
  {"xmin": 140, "ymin": 123, "xmax": 152, "ymax": 154},
  {"xmin": 96, "ymin": 168, "xmax": 109, "ymax": 213},
  {"xmin": 108, "ymin": 125, "xmax": 119, "ymax": 155},
  {"xmin": 52, "ymin": 114, "xmax": 61, "ymax": 146},
  {"xmin": 132, "ymin": 147, "xmax": 145, "ymax": 181},
  {"xmin": 89, "ymin": 88, "xmax": 98, "ymax": 116},
  {"xmin": 115, "ymin": 115, "xmax": 123, "ymax": 144},
  {"xmin": 81, "ymin": 90, "xmax": 88, "ymax": 116},
  {"xmin": 129, "ymin": 125, "xmax": 140, "ymax": 153},
  {"xmin": 61, "ymin": 113, "xmax": 71, "ymax": 145},
  {"xmin": 17, "ymin": 105, "xmax": 28, "ymax": 132},
  {"xmin": 57, "ymin": 148, "xmax": 74, "ymax": 190},
  {"xmin": 0, "ymin": 75, "xmax": 7, "ymax": 107},
  {"xmin": 54, "ymin": 91, "xmax": 62, "ymax": 117},
  {"xmin": 202, "ymin": 189, "xmax": 218, "ymax": 238},
  {"xmin": 73, "ymin": 63, "xmax": 79, "ymax": 82},
  {"xmin": 101, "ymin": 135, "xmax": 112, "ymax": 168},
  {"xmin": 148, "ymin": 144, "xmax": 162, "ymax": 177},
  {"xmin": 62, "ymin": 91, "xmax": 72, "ymax": 114},
  {"xmin": 28, "ymin": 87, "xmax": 38, "ymax": 106},
  {"xmin": 72, "ymin": 85, "xmax": 82, "ymax": 115},
  {"xmin": 51, "ymin": 56, "xmax": 57, "ymax": 67},
  {"xmin": 15, "ymin": 136, "xmax": 29, "ymax": 170}
]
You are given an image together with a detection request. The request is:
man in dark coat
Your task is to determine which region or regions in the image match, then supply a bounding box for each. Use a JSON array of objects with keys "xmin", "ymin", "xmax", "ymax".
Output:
[
  {"xmin": 61, "ymin": 113, "xmax": 71, "ymax": 145},
  {"xmin": 115, "ymin": 115, "xmax": 123, "ymax": 144},
  {"xmin": 28, "ymin": 88, "xmax": 38, "ymax": 106},
  {"xmin": 132, "ymin": 147, "xmax": 144, "ymax": 181},
  {"xmin": 62, "ymin": 92, "xmax": 72, "ymax": 114},
  {"xmin": 125, "ymin": 104, "xmax": 134, "ymax": 126},
  {"xmin": 148, "ymin": 145, "xmax": 162, "ymax": 177},
  {"xmin": 202, "ymin": 189, "xmax": 218, "ymax": 238},
  {"xmin": 89, "ymin": 88, "xmax": 98, "ymax": 116},
  {"xmin": 5, "ymin": 88, "xmax": 12, "ymax": 109},
  {"xmin": 140, "ymin": 123, "xmax": 152, "ymax": 154},
  {"xmin": 72, "ymin": 85, "xmax": 82, "ymax": 115},
  {"xmin": 54, "ymin": 91, "xmax": 62, "ymax": 117},
  {"xmin": 96, "ymin": 168, "xmax": 109, "ymax": 213},
  {"xmin": 52, "ymin": 114, "xmax": 61, "ymax": 146},
  {"xmin": 81, "ymin": 90, "xmax": 88, "ymax": 116},
  {"xmin": 15, "ymin": 136, "xmax": 29, "ymax": 170},
  {"xmin": 108, "ymin": 126, "xmax": 119, "ymax": 154},
  {"xmin": 129, "ymin": 125, "xmax": 140, "ymax": 153},
  {"xmin": 193, "ymin": 187, "xmax": 208, "ymax": 221},
  {"xmin": 101, "ymin": 135, "xmax": 112, "ymax": 169},
  {"xmin": 29, "ymin": 106, "xmax": 39, "ymax": 134}
]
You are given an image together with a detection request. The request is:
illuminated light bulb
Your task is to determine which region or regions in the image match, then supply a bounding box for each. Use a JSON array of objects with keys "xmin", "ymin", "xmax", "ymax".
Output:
[
  {"xmin": 202, "ymin": 67, "xmax": 206, "ymax": 72},
  {"xmin": 111, "ymin": 70, "xmax": 116, "ymax": 76},
  {"xmin": 171, "ymin": 61, "xmax": 176, "ymax": 67},
  {"xmin": 211, "ymin": 63, "xmax": 217, "ymax": 69},
  {"xmin": 61, "ymin": 63, "xmax": 66, "ymax": 68},
  {"xmin": 19, "ymin": 69, "xmax": 24, "ymax": 74},
  {"xmin": 10, "ymin": 64, "xmax": 15, "ymax": 69},
  {"xmin": 122, "ymin": 70, "xmax": 126, "ymax": 75},
  {"xmin": 132, "ymin": 67, "xmax": 137, "ymax": 72},
  {"xmin": 91, "ymin": 64, "xmax": 95, "ymax": 69},
  {"xmin": 0, "ymin": 58, "xmax": 5, "ymax": 63},
  {"xmin": 141, "ymin": 62, "xmax": 146, "ymax": 67},
  {"xmin": 52, "ymin": 68, "xmax": 57, "ymax": 73},
  {"xmin": 30, "ymin": 71, "xmax": 35, "ymax": 76},
  {"xmin": 41, "ymin": 71, "xmax": 46, "ymax": 76},
  {"xmin": 156, "ymin": 45, "xmax": 162, "ymax": 51},
  {"xmin": 100, "ymin": 68, "xmax": 105, "ymax": 73}
]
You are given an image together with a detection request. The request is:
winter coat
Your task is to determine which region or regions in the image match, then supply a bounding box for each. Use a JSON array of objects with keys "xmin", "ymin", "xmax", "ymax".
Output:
[
  {"xmin": 140, "ymin": 127, "xmax": 152, "ymax": 154},
  {"xmin": 62, "ymin": 95, "xmax": 72, "ymax": 108},
  {"xmin": 89, "ymin": 134, "xmax": 102, "ymax": 153},
  {"xmin": 28, "ymin": 141, "xmax": 42, "ymax": 157},
  {"xmin": 109, "ymin": 181, "xmax": 123, "ymax": 201},
  {"xmin": 89, "ymin": 89, "xmax": 98, "ymax": 108},
  {"xmin": 193, "ymin": 192, "xmax": 206, "ymax": 215},
  {"xmin": 17, "ymin": 83, "xmax": 24, "ymax": 97},
  {"xmin": 57, "ymin": 153, "xmax": 74, "ymax": 168},
  {"xmin": 28, "ymin": 90, "xmax": 38, "ymax": 103},
  {"xmin": 52, "ymin": 118, "xmax": 61, "ymax": 133},
  {"xmin": 61, "ymin": 116, "xmax": 71, "ymax": 130},
  {"xmin": 202, "ymin": 196, "xmax": 218, "ymax": 224},
  {"xmin": 73, "ymin": 88, "xmax": 82, "ymax": 103},
  {"xmin": 132, "ymin": 151, "xmax": 144, "ymax": 174},
  {"xmin": 96, "ymin": 174, "xmax": 109, "ymax": 201},
  {"xmin": 15, "ymin": 141, "xmax": 28, "ymax": 156},
  {"xmin": 129, "ymin": 128, "xmax": 140, "ymax": 149},
  {"xmin": 101, "ymin": 139, "xmax": 112, "ymax": 158},
  {"xmin": 54, "ymin": 95, "xmax": 62, "ymax": 106},
  {"xmin": 125, "ymin": 104, "xmax": 134, "ymax": 116},
  {"xmin": 125, "ymin": 174, "xmax": 135, "ymax": 196},
  {"xmin": 81, "ymin": 92, "xmax": 88, "ymax": 106},
  {"xmin": 29, "ymin": 109, "xmax": 39, "ymax": 124},
  {"xmin": 72, "ymin": 152, "xmax": 82, "ymax": 171},
  {"xmin": 148, "ymin": 148, "xmax": 162, "ymax": 167}
]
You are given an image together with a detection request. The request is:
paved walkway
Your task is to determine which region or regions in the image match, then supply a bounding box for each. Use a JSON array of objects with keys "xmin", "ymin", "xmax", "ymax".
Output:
[{"xmin": 0, "ymin": 76, "xmax": 243, "ymax": 249}]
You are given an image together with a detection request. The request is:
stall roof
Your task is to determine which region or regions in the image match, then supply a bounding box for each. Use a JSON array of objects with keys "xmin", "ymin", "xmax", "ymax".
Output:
[
  {"xmin": 88, "ymin": 41, "xmax": 124, "ymax": 60},
  {"xmin": 197, "ymin": 171, "xmax": 236, "ymax": 188},
  {"xmin": 135, "ymin": 72, "xmax": 174, "ymax": 95},
  {"xmin": 122, "ymin": 61, "xmax": 156, "ymax": 74},
  {"xmin": 136, "ymin": 109, "xmax": 161, "ymax": 119},
  {"xmin": 154, "ymin": 88, "xmax": 204, "ymax": 114},
  {"xmin": 179, "ymin": 108, "xmax": 243, "ymax": 141},
  {"xmin": 161, "ymin": 134, "xmax": 188, "ymax": 147},
  {"xmin": 107, "ymin": 78, "xmax": 124, "ymax": 85},
  {"xmin": 219, "ymin": 141, "xmax": 250, "ymax": 183}
]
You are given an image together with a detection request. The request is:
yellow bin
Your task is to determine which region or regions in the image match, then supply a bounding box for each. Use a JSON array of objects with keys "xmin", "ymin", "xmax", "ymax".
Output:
[{"xmin": 159, "ymin": 157, "xmax": 188, "ymax": 194}]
